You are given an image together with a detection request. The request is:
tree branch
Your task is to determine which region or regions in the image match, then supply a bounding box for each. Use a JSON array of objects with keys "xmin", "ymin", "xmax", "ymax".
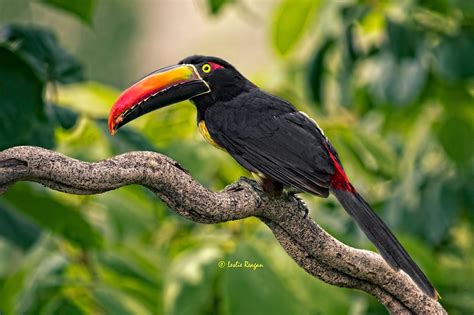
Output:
[{"xmin": 0, "ymin": 146, "xmax": 446, "ymax": 314}]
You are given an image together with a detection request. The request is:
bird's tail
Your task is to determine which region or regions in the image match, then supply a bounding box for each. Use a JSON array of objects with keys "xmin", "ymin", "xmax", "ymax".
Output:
[{"xmin": 332, "ymin": 188, "xmax": 437, "ymax": 299}]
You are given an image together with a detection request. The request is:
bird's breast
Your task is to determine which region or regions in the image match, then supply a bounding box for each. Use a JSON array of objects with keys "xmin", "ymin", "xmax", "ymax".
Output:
[{"xmin": 198, "ymin": 120, "xmax": 225, "ymax": 151}]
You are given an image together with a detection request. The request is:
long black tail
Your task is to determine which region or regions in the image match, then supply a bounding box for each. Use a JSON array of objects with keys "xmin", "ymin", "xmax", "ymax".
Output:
[{"xmin": 332, "ymin": 188, "xmax": 437, "ymax": 298}]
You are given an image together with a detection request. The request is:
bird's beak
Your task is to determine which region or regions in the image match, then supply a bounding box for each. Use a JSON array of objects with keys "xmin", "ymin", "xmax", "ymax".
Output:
[{"xmin": 108, "ymin": 64, "xmax": 210, "ymax": 134}]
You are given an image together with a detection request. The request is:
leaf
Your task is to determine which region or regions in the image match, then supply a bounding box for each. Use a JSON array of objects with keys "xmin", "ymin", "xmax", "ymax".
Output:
[
  {"xmin": 406, "ymin": 176, "xmax": 460, "ymax": 245},
  {"xmin": 342, "ymin": 23, "xmax": 358, "ymax": 64},
  {"xmin": 94, "ymin": 286, "xmax": 137, "ymax": 315},
  {"xmin": 386, "ymin": 19, "xmax": 419, "ymax": 60},
  {"xmin": 56, "ymin": 81, "xmax": 119, "ymax": 118},
  {"xmin": 0, "ymin": 47, "xmax": 55, "ymax": 150},
  {"xmin": 141, "ymin": 102, "xmax": 197, "ymax": 146},
  {"xmin": 207, "ymin": 0, "xmax": 233, "ymax": 15},
  {"xmin": 1, "ymin": 249, "xmax": 68, "ymax": 315},
  {"xmin": 38, "ymin": 0, "xmax": 98, "ymax": 25},
  {"xmin": 95, "ymin": 186, "xmax": 161, "ymax": 242},
  {"xmin": 97, "ymin": 253, "xmax": 158, "ymax": 288},
  {"xmin": 437, "ymin": 114, "xmax": 474, "ymax": 167},
  {"xmin": 359, "ymin": 7, "xmax": 385, "ymax": 35},
  {"xmin": 55, "ymin": 118, "xmax": 110, "ymax": 162},
  {"xmin": 52, "ymin": 104, "xmax": 79, "ymax": 130},
  {"xmin": 273, "ymin": 242, "xmax": 352, "ymax": 315},
  {"xmin": 419, "ymin": 178, "xmax": 460, "ymax": 244},
  {"xmin": 97, "ymin": 248, "xmax": 162, "ymax": 312},
  {"xmin": 164, "ymin": 247, "xmax": 222, "ymax": 315},
  {"xmin": 353, "ymin": 129, "xmax": 397, "ymax": 177},
  {"xmin": 307, "ymin": 37, "xmax": 334, "ymax": 106},
  {"xmin": 366, "ymin": 19, "xmax": 428, "ymax": 106},
  {"xmin": 2, "ymin": 183, "xmax": 103, "ymax": 249},
  {"xmin": 451, "ymin": 0, "xmax": 474, "ymax": 13},
  {"xmin": 0, "ymin": 265, "xmax": 27, "ymax": 314},
  {"xmin": 0, "ymin": 204, "xmax": 41, "ymax": 250},
  {"xmin": 272, "ymin": 0, "xmax": 321, "ymax": 55},
  {"xmin": 42, "ymin": 296, "xmax": 84, "ymax": 315},
  {"xmin": 0, "ymin": 24, "xmax": 84, "ymax": 83},
  {"xmin": 417, "ymin": 0, "xmax": 452, "ymax": 13},
  {"xmin": 434, "ymin": 32, "xmax": 474, "ymax": 81},
  {"xmin": 340, "ymin": 4, "xmax": 369, "ymax": 23},
  {"xmin": 95, "ymin": 119, "xmax": 158, "ymax": 155},
  {"xmin": 368, "ymin": 53, "xmax": 427, "ymax": 106},
  {"xmin": 460, "ymin": 169, "xmax": 474, "ymax": 219}
]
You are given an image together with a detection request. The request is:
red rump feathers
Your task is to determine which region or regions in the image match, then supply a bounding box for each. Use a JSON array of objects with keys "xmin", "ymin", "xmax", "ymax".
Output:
[{"xmin": 324, "ymin": 143, "xmax": 354, "ymax": 192}]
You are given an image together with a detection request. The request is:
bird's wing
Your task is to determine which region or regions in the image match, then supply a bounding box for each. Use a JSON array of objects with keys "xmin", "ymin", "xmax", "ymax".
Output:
[{"xmin": 206, "ymin": 94, "xmax": 334, "ymax": 196}]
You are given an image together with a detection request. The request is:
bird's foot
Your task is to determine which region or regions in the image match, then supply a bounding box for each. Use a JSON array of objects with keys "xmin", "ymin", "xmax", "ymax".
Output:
[
  {"xmin": 284, "ymin": 187, "xmax": 304, "ymax": 196},
  {"xmin": 295, "ymin": 196, "xmax": 309, "ymax": 218},
  {"xmin": 224, "ymin": 177, "xmax": 263, "ymax": 208},
  {"xmin": 283, "ymin": 191, "xmax": 309, "ymax": 218}
]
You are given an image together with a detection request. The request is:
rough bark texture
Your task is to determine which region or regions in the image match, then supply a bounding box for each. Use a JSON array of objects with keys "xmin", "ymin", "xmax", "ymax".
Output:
[{"xmin": 0, "ymin": 146, "xmax": 446, "ymax": 314}]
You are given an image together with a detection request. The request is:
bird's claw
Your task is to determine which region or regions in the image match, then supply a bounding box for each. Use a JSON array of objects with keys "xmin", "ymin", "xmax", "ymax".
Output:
[
  {"xmin": 282, "ymin": 188, "xmax": 309, "ymax": 218},
  {"xmin": 286, "ymin": 193, "xmax": 309, "ymax": 218},
  {"xmin": 224, "ymin": 177, "xmax": 263, "ymax": 208},
  {"xmin": 225, "ymin": 177, "xmax": 260, "ymax": 192}
]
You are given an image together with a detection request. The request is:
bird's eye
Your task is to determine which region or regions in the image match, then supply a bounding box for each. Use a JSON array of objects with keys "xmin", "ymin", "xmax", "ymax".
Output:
[{"xmin": 202, "ymin": 64, "xmax": 211, "ymax": 73}]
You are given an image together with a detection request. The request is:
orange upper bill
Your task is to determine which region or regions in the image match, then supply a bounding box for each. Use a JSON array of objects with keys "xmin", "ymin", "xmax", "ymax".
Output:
[{"xmin": 108, "ymin": 64, "xmax": 205, "ymax": 134}]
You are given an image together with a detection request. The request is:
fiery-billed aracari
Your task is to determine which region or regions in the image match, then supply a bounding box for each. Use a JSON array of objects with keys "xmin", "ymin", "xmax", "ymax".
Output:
[{"xmin": 108, "ymin": 55, "xmax": 436, "ymax": 298}]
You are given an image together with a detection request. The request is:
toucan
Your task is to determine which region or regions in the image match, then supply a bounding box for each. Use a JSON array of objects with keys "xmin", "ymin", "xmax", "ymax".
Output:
[{"xmin": 108, "ymin": 55, "xmax": 437, "ymax": 298}]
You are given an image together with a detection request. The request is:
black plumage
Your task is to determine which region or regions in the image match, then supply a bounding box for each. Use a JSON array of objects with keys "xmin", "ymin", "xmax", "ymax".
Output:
[
  {"xmin": 205, "ymin": 91, "xmax": 332, "ymax": 197},
  {"xmin": 111, "ymin": 55, "xmax": 437, "ymax": 299},
  {"xmin": 183, "ymin": 55, "xmax": 436, "ymax": 298}
]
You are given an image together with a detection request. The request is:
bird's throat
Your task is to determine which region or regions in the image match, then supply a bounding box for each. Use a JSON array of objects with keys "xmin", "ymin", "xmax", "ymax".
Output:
[{"xmin": 198, "ymin": 120, "xmax": 225, "ymax": 151}]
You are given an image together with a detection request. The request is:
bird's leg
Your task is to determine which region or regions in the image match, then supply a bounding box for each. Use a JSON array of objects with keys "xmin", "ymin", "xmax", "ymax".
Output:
[
  {"xmin": 284, "ymin": 187, "xmax": 304, "ymax": 195},
  {"xmin": 223, "ymin": 177, "xmax": 309, "ymax": 218},
  {"xmin": 224, "ymin": 176, "xmax": 263, "ymax": 208},
  {"xmin": 284, "ymin": 188, "xmax": 309, "ymax": 218},
  {"xmin": 224, "ymin": 176, "xmax": 260, "ymax": 192},
  {"xmin": 291, "ymin": 195, "xmax": 309, "ymax": 218},
  {"xmin": 260, "ymin": 178, "xmax": 284, "ymax": 197}
]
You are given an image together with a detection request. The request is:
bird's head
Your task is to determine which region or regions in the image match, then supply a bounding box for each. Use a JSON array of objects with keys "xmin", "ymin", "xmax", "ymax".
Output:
[{"xmin": 108, "ymin": 55, "xmax": 254, "ymax": 134}]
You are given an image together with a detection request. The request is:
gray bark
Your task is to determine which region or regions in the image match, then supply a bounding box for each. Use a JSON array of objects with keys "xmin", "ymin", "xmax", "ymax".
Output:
[{"xmin": 0, "ymin": 146, "xmax": 446, "ymax": 314}]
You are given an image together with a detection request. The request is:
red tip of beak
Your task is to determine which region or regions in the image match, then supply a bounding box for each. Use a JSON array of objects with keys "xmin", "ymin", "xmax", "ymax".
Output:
[
  {"xmin": 107, "ymin": 64, "xmax": 208, "ymax": 135},
  {"xmin": 108, "ymin": 116, "xmax": 117, "ymax": 135},
  {"xmin": 108, "ymin": 83, "xmax": 145, "ymax": 135},
  {"xmin": 108, "ymin": 103, "xmax": 125, "ymax": 135}
]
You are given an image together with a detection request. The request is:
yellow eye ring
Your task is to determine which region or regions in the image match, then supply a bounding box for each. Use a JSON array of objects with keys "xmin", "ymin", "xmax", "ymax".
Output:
[{"xmin": 202, "ymin": 64, "xmax": 211, "ymax": 73}]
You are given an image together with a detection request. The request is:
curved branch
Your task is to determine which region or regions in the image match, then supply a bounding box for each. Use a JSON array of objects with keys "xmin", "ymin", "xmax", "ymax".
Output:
[{"xmin": 0, "ymin": 146, "xmax": 446, "ymax": 314}]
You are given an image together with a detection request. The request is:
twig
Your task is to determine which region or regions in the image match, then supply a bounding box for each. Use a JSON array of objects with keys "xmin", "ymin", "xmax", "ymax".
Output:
[{"xmin": 0, "ymin": 146, "xmax": 446, "ymax": 314}]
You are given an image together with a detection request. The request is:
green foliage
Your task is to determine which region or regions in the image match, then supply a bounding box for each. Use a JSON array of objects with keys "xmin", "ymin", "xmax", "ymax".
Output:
[
  {"xmin": 0, "ymin": 205, "xmax": 41, "ymax": 250},
  {"xmin": 2, "ymin": 183, "xmax": 103, "ymax": 249},
  {"xmin": 369, "ymin": 52, "xmax": 427, "ymax": 106},
  {"xmin": 219, "ymin": 244, "xmax": 303, "ymax": 315},
  {"xmin": 0, "ymin": 24, "xmax": 84, "ymax": 151},
  {"xmin": 434, "ymin": 31, "xmax": 474, "ymax": 81},
  {"xmin": 207, "ymin": 0, "xmax": 233, "ymax": 15},
  {"xmin": 39, "ymin": 0, "xmax": 97, "ymax": 24},
  {"xmin": 0, "ymin": 47, "xmax": 53, "ymax": 150},
  {"xmin": 437, "ymin": 112, "xmax": 474, "ymax": 167},
  {"xmin": 307, "ymin": 37, "xmax": 334, "ymax": 106},
  {"xmin": 0, "ymin": 0, "xmax": 473, "ymax": 314},
  {"xmin": 272, "ymin": 0, "xmax": 321, "ymax": 55},
  {"xmin": 0, "ymin": 25, "xmax": 84, "ymax": 83},
  {"xmin": 53, "ymin": 105, "xmax": 79, "ymax": 130}
]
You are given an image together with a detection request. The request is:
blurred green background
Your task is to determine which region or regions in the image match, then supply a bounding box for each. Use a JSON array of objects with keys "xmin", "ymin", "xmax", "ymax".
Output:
[{"xmin": 0, "ymin": 0, "xmax": 473, "ymax": 314}]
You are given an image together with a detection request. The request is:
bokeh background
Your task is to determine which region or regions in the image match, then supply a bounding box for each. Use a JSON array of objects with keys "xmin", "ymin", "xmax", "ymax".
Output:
[{"xmin": 0, "ymin": 0, "xmax": 473, "ymax": 314}]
